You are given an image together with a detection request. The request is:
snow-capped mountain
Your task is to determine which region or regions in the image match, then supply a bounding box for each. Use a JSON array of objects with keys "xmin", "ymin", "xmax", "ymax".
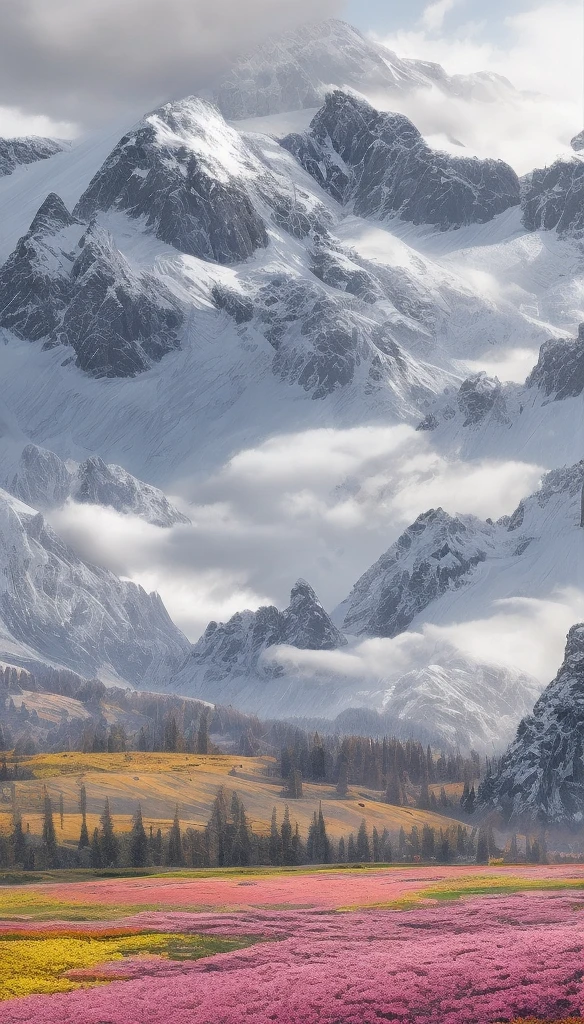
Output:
[
  {"xmin": 0, "ymin": 488, "xmax": 190, "ymax": 686},
  {"xmin": 9, "ymin": 444, "xmax": 189, "ymax": 526},
  {"xmin": 173, "ymin": 579, "xmax": 346, "ymax": 702},
  {"xmin": 0, "ymin": 136, "xmax": 64, "ymax": 178},
  {"xmin": 336, "ymin": 461, "xmax": 584, "ymax": 638},
  {"xmin": 478, "ymin": 623, "xmax": 584, "ymax": 826},
  {"xmin": 208, "ymin": 19, "xmax": 516, "ymax": 121},
  {"xmin": 0, "ymin": 19, "xmax": 581, "ymax": 758},
  {"xmin": 282, "ymin": 91, "xmax": 520, "ymax": 229}
]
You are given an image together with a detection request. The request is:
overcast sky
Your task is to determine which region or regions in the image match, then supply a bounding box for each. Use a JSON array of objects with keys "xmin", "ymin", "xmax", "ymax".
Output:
[{"xmin": 0, "ymin": 0, "xmax": 580, "ymax": 137}]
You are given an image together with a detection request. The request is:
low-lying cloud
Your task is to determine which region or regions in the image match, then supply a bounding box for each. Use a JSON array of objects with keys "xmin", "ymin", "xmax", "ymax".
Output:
[
  {"xmin": 374, "ymin": 1, "xmax": 582, "ymax": 173},
  {"xmin": 49, "ymin": 425, "xmax": 543, "ymax": 640}
]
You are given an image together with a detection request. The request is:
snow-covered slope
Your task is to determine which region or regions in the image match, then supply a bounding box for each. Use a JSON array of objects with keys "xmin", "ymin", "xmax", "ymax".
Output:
[
  {"xmin": 208, "ymin": 19, "xmax": 516, "ymax": 121},
  {"xmin": 0, "ymin": 488, "xmax": 190, "ymax": 685},
  {"xmin": 336, "ymin": 461, "xmax": 584, "ymax": 637},
  {"xmin": 478, "ymin": 623, "xmax": 584, "ymax": 826}
]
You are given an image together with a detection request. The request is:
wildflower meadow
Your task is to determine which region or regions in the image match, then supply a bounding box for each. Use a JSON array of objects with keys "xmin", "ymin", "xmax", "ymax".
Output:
[{"xmin": 0, "ymin": 865, "xmax": 583, "ymax": 1023}]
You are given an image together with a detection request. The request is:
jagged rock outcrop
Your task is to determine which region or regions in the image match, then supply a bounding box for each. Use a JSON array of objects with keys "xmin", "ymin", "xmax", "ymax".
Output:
[
  {"xmin": 214, "ymin": 270, "xmax": 452, "ymax": 401},
  {"xmin": 0, "ymin": 136, "xmax": 63, "ymax": 178},
  {"xmin": 0, "ymin": 195, "xmax": 183, "ymax": 378},
  {"xmin": 478, "ymin": 624, "xmax": 584, "ymax": 827},
  {"xmin": 282, "ymin": 91, "xmax": 520, "ymax": 230},
  {"xmin": 0, "ymin": 488, "xmax": 190, "ymax": 687},
  {"xmin": 571, "ymin": 130, "xmax": 584, "ymax": 153},
  {"xmin": 525, "ymin": 325, "xmax": 584, "ymax": 400},
  {"xmin": 456, "ymin": 372, "xmax": 509, "ymax": 426},
  {"xmin": 337, "ymin": 508, "xmax": 499, "ymax": 637},
  {"xmin": 522, "ymin": 156, "xmax": 584, "ymax": 237},
  {"xmin": 10, "ymin": 445, "xmax": 189, "ymax": 526},
  {"xmin": 181, "ymin": 579, "xmax": 346, "ymax": 684},
  {"xmin": 75, "ymin": 98, "xmax": 268, "ymax": 264}
]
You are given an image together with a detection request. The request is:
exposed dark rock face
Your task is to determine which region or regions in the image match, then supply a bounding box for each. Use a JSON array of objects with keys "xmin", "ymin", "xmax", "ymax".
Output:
[
  {"xmin": 0, "ymin": 192, "xmax": 80, "ymax": 342},
  {"xmin": 282, "ymin": 91, "xmax": 520, "ymax": 230},
  {"xmin": 522, "ymin": 157, "xmax": 584, "ymax": 236},
  {"xmin": 456, "ymin": 372, "xmax": 509, "ymax": 426},
  {"xmin": 75, "ymin": 98, "xmax": 268, "ymax": 264},
  {"xmin": 478, "ymin": 624, "xmax": 584, "ymax": 827},
  {"xmin": 0, "ymin": 195, "xmax": 183, "ymax": 378},
  {"xmin": 188, "ymin": 579, "xmax": 346, "ymax": 682},
  {"xmin": 0, "ymin": 136, "xmax": 64, "ymax": 178},
  {"xmin": 571, "ymin": 130, "xmax": 584, "ymax": 152},
  {"xmin": 338, "ymin": 508, "xmax": 497, "ymax": 637},
  {"xmin": 57, "ymin": 226, "xmax": 182, "ymax": 377},
  {"xmin": 525, "ymin": 325, "xmax": 584, "ymax": 400}
]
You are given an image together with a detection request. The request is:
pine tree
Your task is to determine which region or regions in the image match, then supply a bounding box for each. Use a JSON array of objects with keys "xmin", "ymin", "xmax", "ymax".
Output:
[
  {"xmin": 78, "ymin": 783, "xmax": 89, "ymax": 849},
  {"xmin": 397, "ymin": 826, "xmax": 407, "ymax": 861},
  {"xmin": 167, "ymin": 805, "xmax": 183, "ymax": 866},
  {"xmin": 356, "ymin": 819, "xmax": 371, "ymax": 862},
  {"xmin": 206, "ymin": 787, "xmax": 228, "ymax": 866},
  {"xmin": 58, "ymin": 793, "xmax": 64, "ymax": 830},
  {"xmin": 90, "ymin": 827, "xmax": 103, "ymax": 868},
  {"xmin": 287, "ymin": 769, "xmax": 303, "ymax": 798},
  {"xmin": 269, "ymin": 807, "xmax": 281, "ymax": 865},
  {"xmin": 372, "ymin": 826, "xmax": 380, "ymax": 863},
  {"xmin": 152, "ymin": 827, "xmax": 163, "ymax": 865},
  {"xmin": 385, "ymin": 770, "xmax": 402, "ymax": 806},
  {"xmin": 41, "ymin": 791, "xmax": 58, "ymax": 867},
  {"xmin": 196, "ymin": 710, "xmax": 210, "ymax": 755},
  {"xmin": 421, "ymin": 824, "xmax": 435, "ymax": 860},
  {"xmin": 129, "ymin": 804, "xmax": 148, "ymax": 867},
  {"xmin": 347, "ymin": 833, "xmax": 356, "ymax": 861},
  {"xmin": 281, "ymin": 805, "xmax": 293, "ymax": 865},
  {"xmin": 10, "ymin": 816, "xmax": 26, "ymax": 866},
  {"xmin": 338, "ymin": 836, "xmax": 346, "ymax": 862},
  {"xmin": 99, "ymin": 797, "xmax": 119, "ymax": 867}
]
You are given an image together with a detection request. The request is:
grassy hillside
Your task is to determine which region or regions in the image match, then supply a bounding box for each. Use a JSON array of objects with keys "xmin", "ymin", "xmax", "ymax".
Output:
[{"xmin": 0, "ymin": 752, "xmax": 466, "ymax": 844}]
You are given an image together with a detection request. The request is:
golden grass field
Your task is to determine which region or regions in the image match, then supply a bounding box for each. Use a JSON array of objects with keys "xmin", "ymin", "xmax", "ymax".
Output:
[{"xmin": 0, "ymin": 752, "xmax": 467, "ymax": 842}]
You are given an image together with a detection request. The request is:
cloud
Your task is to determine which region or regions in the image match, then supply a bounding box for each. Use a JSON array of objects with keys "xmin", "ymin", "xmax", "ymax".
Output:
[
  {"xmin": 266, "ymin": 587, "xmax": 584, "ymax": 688},
  {"xmin": 420, "ymin": 0, "xmax": 465, "ymax": 33},
  {"xmin": 373, "ymin": 1, "xmax": 583, "ymax": 173},
  {"xmin": 49, "ymin": 425, "xmax": 543, "ymax": 641},
  {"xmin": 0, "ymin": 0, "xmax": 341, "ymax": 130}
]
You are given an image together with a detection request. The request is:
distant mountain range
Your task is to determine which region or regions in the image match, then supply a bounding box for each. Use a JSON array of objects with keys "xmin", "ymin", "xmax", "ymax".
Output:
[{"xmin": 0, "ymin": 17, "xmax": 581, "ymax": 760}]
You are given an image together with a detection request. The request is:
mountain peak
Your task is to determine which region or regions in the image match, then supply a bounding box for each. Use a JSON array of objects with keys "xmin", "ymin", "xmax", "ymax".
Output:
[{"xmin": 28, "ymin": 192, "xmax": 79, "ymax": 236}]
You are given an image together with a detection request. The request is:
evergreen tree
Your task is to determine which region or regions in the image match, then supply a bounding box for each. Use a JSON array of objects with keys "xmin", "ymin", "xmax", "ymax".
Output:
[
  {"xmin": 129, "ymin": 804, "xmax": 148, "ymax": 867},
  {"xmin": 397, "ymin": 826, "xmax": 407, "ymax": 861},
  {"xmin": 356, "ymin": 819, "xmax": 371, "ymax": 862},
  {"xmin": 99, "ymin": 797, "xmax": 119, "ymax": 868},
  {"xmin": 287, "ymin": 769, "xmax": 303, "ymax": 799},
  {"xmin": 58, "ymin": 793, "xmax": 64, "ymax": 830},
  {"xmin": 347, "ymin": 833, "xmax": 356, "ymax": 861},
  {"xmin": 41, "ymin": 791, "xmax": 58, "ymax": 867},
  {"xmin": 338, "ymin": 835, "xmax": 346, "ymax": 862},
  {"xmin": 230, "ymin": 802, "xmax": 252, "ymax": 867},
  {"xmin": 206, "ymin": 787, "xmax": 228, "ymax": 867},
  {"xmin": 372, "ymin": 826, "xmax": 380, "ymax": 863},
  {"xmin": 385, "ymin": 770, "xmax": 402, "ymax": 806},
  {"xmin": 291, "ymin": 822, "xmax": 303, "ymax": 865},
  {"xmin": 269, "ymin": 807, "xmax": 281, "ymax": 865},
  {"xmin": 78, "ymin": 783, "xmax": 89, "ymax": 849},
  {"xmin": 10, "ymin": 816, "xmax": 26, "ymax": 866},
  {"xmin": 281, "ymin": 805, "xmax": 293, "ymax": 865},
  {"xmin": 167, "ymin": 805, "xmax": 184, "ymax": 866},
  {"xmin": 152, "ymin": 827, "xmax": 163, "ymax": 865},
  {"xmin": 421, "ymin": 824, "xmax": 435, "ymax": 860},
  {"xmin": 90, "ymin": 827, "xmax": 103, "ymax": 868}
]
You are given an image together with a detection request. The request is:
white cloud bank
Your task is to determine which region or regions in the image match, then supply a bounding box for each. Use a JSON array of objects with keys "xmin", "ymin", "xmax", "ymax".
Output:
[
  {"xmin": 373, "ymin": 1, "xmax": 583, "ymax": 173},
  {"xmin": 49, "ymin": 425, "xmax": 543, "ymax": 641}
]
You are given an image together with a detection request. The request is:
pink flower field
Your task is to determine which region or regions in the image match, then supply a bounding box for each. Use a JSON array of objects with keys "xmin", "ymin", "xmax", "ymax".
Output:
[{"xmin": 1, "ymin": 867, "xmax": 584, "ymax": 1023}]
